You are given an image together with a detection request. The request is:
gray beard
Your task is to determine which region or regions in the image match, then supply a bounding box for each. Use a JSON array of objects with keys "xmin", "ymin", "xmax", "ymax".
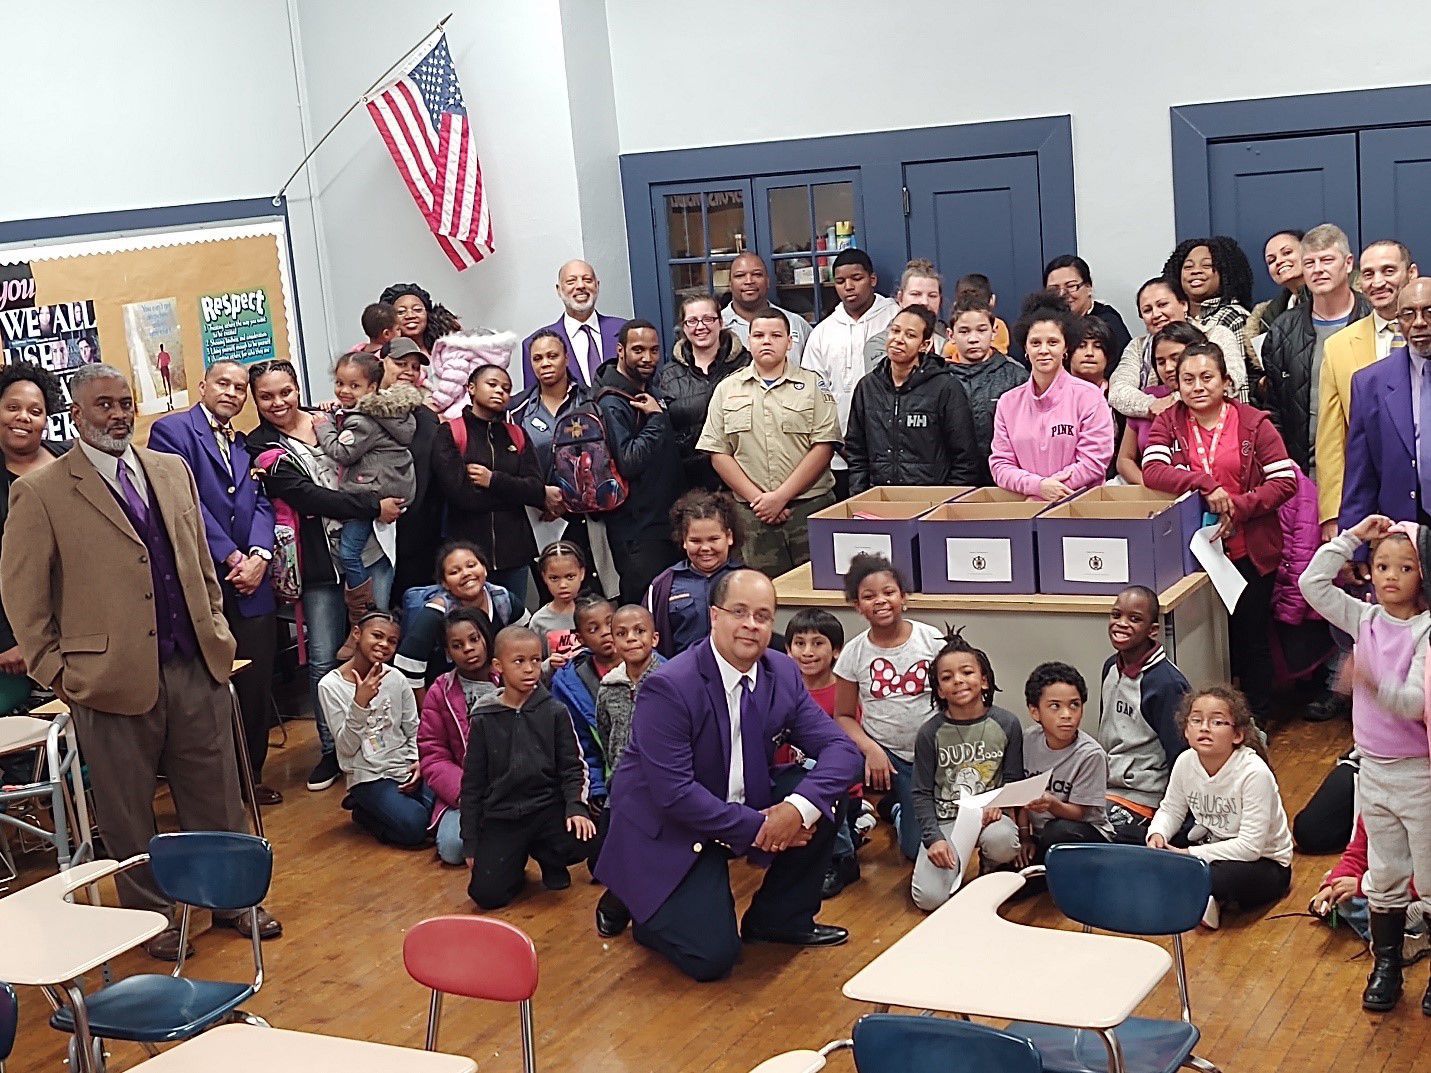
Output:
[{"xmin": 79, "ymin": 424, "xmax": 133, "ymax": 454}]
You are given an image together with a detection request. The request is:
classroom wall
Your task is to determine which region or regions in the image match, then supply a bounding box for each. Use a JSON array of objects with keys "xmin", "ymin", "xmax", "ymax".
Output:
[{"xmin": 603, "ymin": 0, "xmax": 1417, "ymax": 324}]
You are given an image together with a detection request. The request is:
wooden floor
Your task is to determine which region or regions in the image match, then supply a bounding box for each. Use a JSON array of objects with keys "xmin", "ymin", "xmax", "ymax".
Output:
[{"xmin": 9, "ymin": 712, "xmax": 1431, "ymax": 1073}]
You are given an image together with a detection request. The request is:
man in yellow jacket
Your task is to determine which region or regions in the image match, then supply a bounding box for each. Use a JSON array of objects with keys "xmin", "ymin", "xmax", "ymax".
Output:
[{"xmin": 1315, "ymin": 240, "xmax": 1417, "ymax": 538}]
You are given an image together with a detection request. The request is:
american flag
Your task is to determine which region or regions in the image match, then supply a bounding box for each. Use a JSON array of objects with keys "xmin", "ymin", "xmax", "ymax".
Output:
[{"xmin": 367, "ymin": 32, "xmax": 494, "ymax": 270}]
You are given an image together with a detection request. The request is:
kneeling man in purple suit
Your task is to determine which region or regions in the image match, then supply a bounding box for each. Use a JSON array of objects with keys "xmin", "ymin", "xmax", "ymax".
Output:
[{"xmin": 593, "ymin": 568, "xmax": 863, "ymax": 981}]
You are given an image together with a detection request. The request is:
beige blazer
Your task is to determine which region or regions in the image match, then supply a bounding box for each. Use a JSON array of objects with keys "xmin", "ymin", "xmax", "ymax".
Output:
[
  {"xmin": 1316, "ymin": 315, "xmax": 1379, "ymax": 524},
  {"xmin": 1, "ymin": 445, "xmax": 235, "ymax": 715}
]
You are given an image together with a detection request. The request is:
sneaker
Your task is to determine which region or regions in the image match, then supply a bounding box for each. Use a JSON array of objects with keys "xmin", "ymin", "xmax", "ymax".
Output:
[
  {"xmin": 1201, "ymin": 895, "xmax": 1220, "ymax": 930},
  {"xmin": 541, "ymin": 864, "xmax": 572, "ymax": 891},
  {"xmin": 854, "ymin": 800, "xmax": 877, "ymax": 837},
  {"xmin": 1405, "ymin": 903, "xmax": 1430, "ymax": 964},
  {"xmin": 821, "ymin": 854, "xmax": 860, "ymax": 899},
  {"xmin": 1304, "ymin": 692, "xmax": 1351, "ymax": 723},
  {"xmin": 890, "ymin": 803, "xmax": 902, "ymax": 831},
  {"xmin": 306, "ymin": 752, "xmax": 341, "ymax": 792}
]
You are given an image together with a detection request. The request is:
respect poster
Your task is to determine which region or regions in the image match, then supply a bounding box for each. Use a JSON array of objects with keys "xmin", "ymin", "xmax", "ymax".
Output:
[
  {"xmin": 200, "ymin": 287, "xmax": 275, "ymax": 367},
  {"xmin": 123, "ymin": 298, "xmax": 188, "ymax": 416},
  {"xmin": 0, "ymin": 300, "xmax": 101, "ymax": 439}
]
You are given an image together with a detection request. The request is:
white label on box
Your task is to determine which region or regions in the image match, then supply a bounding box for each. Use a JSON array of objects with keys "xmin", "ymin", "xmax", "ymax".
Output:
[
  {"xmin": 1062, "ymin": 537, "xmax": 1129, "ymax": 584},
  {"xmin": 945, "ymin": 537, "xmax": 1012, "ymax": 583},
  {"xmin": 832, "ymin": 532, "xmax": 893, "ymax": 574}
]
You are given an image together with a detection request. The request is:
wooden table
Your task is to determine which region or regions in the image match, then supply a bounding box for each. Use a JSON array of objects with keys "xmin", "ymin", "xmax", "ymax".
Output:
[
  {"xmin": 773, "ymin": 564, "xmax": 1228, "ymax": 701},
  {"xmin": 130, "ymin": 1024, "xmax": 477, "ymax": 1072},
  {"xmin": 843, "ymin": 871, "xmax": 1169, "ymax": 1073}
]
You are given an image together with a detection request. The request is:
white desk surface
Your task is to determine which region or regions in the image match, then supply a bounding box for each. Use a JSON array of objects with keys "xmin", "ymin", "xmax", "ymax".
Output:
[
  {"xmin": 0, "ymin": 715, "xmax": 56, "ymax": 752},
  {"xmin": 132, "ymin": 1025, "xmax": 477, "ymax": 1072},
  {"xmin": 843, "ymin": 871, "xmax": 1170, "ymax": 1029},
  {"xmin": 748, "ymin": 1051, "xmax": 827, "ymax": 1073}
]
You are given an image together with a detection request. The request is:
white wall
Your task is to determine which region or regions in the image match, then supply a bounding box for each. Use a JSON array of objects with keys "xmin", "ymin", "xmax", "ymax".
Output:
[{"xmin": 604, "ymin": 0, "xmax": 1419, "ymax": 323}]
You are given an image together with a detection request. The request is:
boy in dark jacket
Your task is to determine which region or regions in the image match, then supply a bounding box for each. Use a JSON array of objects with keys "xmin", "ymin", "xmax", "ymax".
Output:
[
  {"xmin": 945, "ymin": 297, "xmax": 1029, "ymax": 484},
  {"xmin": 461, "ymin": 626, "xmax": 596, "ymax": 909},
  {"xmin": 550, "ymin": 594, "xmax": 619, "ymax": 804},
  {"xmin": 845, "ymin": 305, "xmax": 977, "ymax": 494}
]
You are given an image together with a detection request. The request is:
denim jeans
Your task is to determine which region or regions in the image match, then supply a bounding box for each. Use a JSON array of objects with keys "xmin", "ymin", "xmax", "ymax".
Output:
[
  {"xmin": 306, "ymin": 558, "xmax": 394, "ymax": 756},
  {"xmin": 344, "ymin": 777, "xmax": 434, "ymax": 847},
  {"xmin": 337, "ymin": 519, "xmax": 376, "ymax": 589},
  {"xmin": 435, "ymin": 808, "xmax": 465, "ymax": 865},
  {"xmin": 884, "ymin": 747, "xmax": 920, "ymax": 861}
]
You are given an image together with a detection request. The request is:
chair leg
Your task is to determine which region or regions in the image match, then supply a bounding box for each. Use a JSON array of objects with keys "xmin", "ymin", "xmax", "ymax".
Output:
[
  {"xmin": 1184, "ymin": 1057, "xmax": 1222, "ymax": 1073},
  {"xmin": 425, "ymin": 991, "xmax": 444, "ymax": 1051},
  {"xmin": 234, "ymin": 1011, "xmax": 272, "ymax": 1028},
  {"xmin": 1098, "ymin": 1028, "xmax": 1127, "ymax": 1073},
  {"xmin": 519, "ymin": 998, "xmax": 536, "ymax": 1073}
]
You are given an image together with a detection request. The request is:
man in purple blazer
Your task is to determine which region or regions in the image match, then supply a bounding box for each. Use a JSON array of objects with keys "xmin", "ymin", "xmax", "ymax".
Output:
[
  {"xmin": 594, "ymin": 568, "xmax": 863, "ymax": 982},
  {"xmin": 520, "ymin": 259, "xmax": 626, "ymax": 387},
  {"xmin": 148, "ymin": 360, "xmax": 282, "ymax": 813},
  {"xmin": 1341, "ymin": 280, "xmax": 1431, "ymax": 531}
]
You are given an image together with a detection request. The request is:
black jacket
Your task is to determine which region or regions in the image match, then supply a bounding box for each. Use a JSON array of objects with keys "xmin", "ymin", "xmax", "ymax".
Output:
[
  {"xmin": 1091, "ymin": 301, "xmax": 1133, "ymax": 361},
  {"xmin": 460, "ymin": 682, "xmax": 589, "ymax": 854},
  {"xmin": 945, "ymin": 354, "xmax": 1029, "ymax": 485},
  {"xmin": 394, "ymin": 405, "xmax": 446, "ymax": 597},
  {"xmin": 594, "ymin": 360, "xmax": 683, "ymax": 543},
  {"xmin": 1262, "ymin": 293, "xmax": 1372, "ymax": 471},
  {"xmin": 845, "ymin": 357, "xmax": 979, "ymax": 494},
  {"xmin": 0, "ymin": 440, "xmax": 69, "ymax": 651},
  {"xmin": 249, "ymin": 419, "xmax": 380, "ymax": 587},
  {"xmin": 433, "ymin": 407, "xmax": 546, "ymax": 571},
  {"xmin": 656, "ymin": 331, "xmax": 750, "ymax": 491}
]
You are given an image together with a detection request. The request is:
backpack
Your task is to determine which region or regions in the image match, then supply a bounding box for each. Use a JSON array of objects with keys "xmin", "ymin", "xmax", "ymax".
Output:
[
  {"xmin": 546, "ymin": 391, "xmax": 630, "ymax": 516},
  {"xmin": 251, "ymin": 447, "xmax": 302, "ymax": 602}
]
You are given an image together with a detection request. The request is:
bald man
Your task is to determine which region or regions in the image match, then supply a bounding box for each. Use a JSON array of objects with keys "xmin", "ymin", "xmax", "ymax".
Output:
[{"xmin": 520, "ymin": 259, "xmax": 629, "ymax": 387}]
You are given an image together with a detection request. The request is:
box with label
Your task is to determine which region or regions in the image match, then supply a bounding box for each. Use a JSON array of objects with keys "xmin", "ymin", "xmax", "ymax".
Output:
[
  {"xmin": 1034, "ymin": 487, "xmax": 1191, "ymax": 596},
  {"xmin": 915, "ymin": 487, "xmax": 1046, "ymax": 595},
  {"xmin": 807, "ymin": 486, "xmax": 969, "ymax": 590}
]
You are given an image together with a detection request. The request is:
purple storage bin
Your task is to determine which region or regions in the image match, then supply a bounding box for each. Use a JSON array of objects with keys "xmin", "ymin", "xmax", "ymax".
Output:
[
  {"xmin": 1034, "ymin": 487, "xmax": 1191, "ymax": 596},
  {"xmin": 807, "ymin": 486, "xmax": 969, "ymax": 591},
  {"xmin": 916, "ymin": 487, "xmax": 1046, "ymax": 595}
]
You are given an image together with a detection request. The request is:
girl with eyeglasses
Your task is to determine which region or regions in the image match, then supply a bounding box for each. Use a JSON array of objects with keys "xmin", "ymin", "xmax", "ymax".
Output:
[{"xmin": 656, "ymin": 293, "xmax": 750, "ymax": 491}]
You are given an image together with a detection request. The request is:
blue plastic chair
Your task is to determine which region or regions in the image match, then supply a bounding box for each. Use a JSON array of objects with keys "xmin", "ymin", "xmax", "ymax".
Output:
[
  {"xmin": 50, "ymin": 832, "xmax": 273, "ymax": 1050},
  {"xmin": 1, "ymin": 981, "xmax": 17, "ymax": 1073},
  {"xmin": 1005, "ymin": 843, "xmax": 1221, "ymax": 1073},
  {"xmin": 847, "ymin": 1014, "xmax": 1043, "ymax": 1072}
]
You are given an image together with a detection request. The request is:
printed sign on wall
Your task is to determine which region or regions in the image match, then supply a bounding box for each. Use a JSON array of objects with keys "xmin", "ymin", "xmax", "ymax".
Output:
[
  {"xmin": 199, "ymin": 287, "xmax": 275, "ymax": 368},
  {"xmin": 123, "ymin": 298, "xmax": 188, "ymax": 416},
  {"xmin": 0, "ymin": 300, "xmax": 101, "ymax": 439}
]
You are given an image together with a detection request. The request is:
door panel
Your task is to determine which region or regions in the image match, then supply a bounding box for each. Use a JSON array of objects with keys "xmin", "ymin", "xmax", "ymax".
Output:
[
  {"xmin": 1359, "ymin": 126, "xmax": 1431, "ymax": 268},
  {"xmin": 903, "ymin": 155, "xmax": 1044, "ymax": 315},
  {"xmin": 1207, "ymin": 133, "xmax": 1359, "ymax": 303}
]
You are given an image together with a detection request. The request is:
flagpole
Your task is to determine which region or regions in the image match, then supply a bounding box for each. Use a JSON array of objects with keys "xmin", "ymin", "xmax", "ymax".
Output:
[{"xmin": 272, "ymin": 12, "xmax": 453, "ymax": 206}]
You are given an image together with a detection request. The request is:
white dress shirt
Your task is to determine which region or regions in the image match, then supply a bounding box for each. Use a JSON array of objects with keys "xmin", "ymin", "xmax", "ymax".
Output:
[
  {"xmin": 1375, "ymin": 312, "xmax": 1400, "ymax": 362},
  {"xmin": 708, "ymin": 640, "xmax": 819, "ymax": 827},
  {"xmin": 77, "ymin": 438, "xmax": 148, "ymax": 499},
  {"xmin": 564, "ymin": 312, "xmax": 606, "ymax": 384}
]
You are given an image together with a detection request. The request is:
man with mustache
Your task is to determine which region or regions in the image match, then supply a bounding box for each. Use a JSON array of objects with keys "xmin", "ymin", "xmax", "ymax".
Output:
[
  {"xmin": 720, "ymin": 252, "xmax": 810, "ymax": 365},
  {"xmin": 0, "ymin": 363, "xmax": 281, "ymax": 960},
  {"xmin": 520, "ymin": 259, "xmax": 627, "ymax": 388}
]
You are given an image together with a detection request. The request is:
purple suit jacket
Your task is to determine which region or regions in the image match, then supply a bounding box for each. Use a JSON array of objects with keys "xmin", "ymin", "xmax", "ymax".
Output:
[
  {"xmin": 521, "ymin": 312, "xmax": 625, "ymax": 387},
  {"xmin": 147, "ymin": 404, "xmax": 277, "ymax": 618},
  {"xmin": 1341, "ymin": 346, "xmax": 1419, "ymax": 528},
  {"xmin": 594, "ymin": 641, "xmax": 863, "ymax": 924}
]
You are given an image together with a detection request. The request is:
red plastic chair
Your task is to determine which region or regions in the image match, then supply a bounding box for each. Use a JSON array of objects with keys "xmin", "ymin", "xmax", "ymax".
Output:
[{"xmin": 403, "ymin": 915, "xmax": 540, "ymax": 1072}]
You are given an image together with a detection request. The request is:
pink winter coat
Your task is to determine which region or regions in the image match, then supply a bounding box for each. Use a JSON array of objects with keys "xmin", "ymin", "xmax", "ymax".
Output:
[
  {"xmin": 1273, "ymin": 464, "xmax": 1323, "ymax": 626},
  {"xmin": 417, "ymin": 670, "xmax": 497, "ymax": 828}
]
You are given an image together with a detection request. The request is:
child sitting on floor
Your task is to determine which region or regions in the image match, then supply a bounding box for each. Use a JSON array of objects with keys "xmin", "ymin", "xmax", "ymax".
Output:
[
  {"xmin": 1147, "ymin": 686, "xmax": 1293, "ymax": 930},
  {"xmin": 319, "ymin": 611, "xmax": 430, "ymax": 847},
  {"xmin": 461, "ymin": 626, "xmax": 595, "ymax": 909},
  {"xmin": 417, "ymin": 607, "xmax": 498, "ymax": 865},
  {"xmin": 910, "ymin": 629, "xmax": 1024, "ymax": 911},
  {"xmin": 1312, "ymin": 814, "xmax": 1429, "ymax": 965},
  {"xmin": 551, "ymin": 593, "xmax": 619, "ymax": 808}
]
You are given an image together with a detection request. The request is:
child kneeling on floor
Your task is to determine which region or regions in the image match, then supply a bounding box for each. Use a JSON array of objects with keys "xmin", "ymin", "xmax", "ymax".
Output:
[{"xmin": 461, "ymin": 625, "xmax": 596, "ymax": 909}]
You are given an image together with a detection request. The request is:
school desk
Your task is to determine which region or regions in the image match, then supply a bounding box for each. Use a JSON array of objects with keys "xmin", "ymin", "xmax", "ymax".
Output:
[{"xmin": 128, "ymin": 1023, "xmax": 477, "ymax": 1072}]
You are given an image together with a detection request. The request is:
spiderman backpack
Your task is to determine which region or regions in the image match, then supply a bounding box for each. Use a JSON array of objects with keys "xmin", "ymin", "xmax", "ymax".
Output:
[{"xmin": 547, "ymin": 393, "xmax": 629, "ymax": 515}]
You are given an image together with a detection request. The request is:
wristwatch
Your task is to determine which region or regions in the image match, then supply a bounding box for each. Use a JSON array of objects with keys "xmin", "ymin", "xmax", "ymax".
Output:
[{"xmin": 249, "ymin": 547, "xmax": 273, "ymax": 562}]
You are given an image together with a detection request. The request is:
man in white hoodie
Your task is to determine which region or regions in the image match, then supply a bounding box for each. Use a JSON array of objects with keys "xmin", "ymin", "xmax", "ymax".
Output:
[{"xmin": 801, "ymin": 249, "xmax": 899, "ymax": 500}]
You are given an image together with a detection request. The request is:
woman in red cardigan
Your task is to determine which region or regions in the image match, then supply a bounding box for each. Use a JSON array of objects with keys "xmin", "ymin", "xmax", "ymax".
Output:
[{"xmin": 1142, "ymin": 342, "xmax": 1297, "ymax": 723}]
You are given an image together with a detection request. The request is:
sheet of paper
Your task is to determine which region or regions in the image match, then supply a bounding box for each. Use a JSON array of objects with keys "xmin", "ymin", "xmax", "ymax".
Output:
[
  {"xmin": 1062, "ymin": 536, "xmax": 1129, "ymax": 584},
  {"xmin": 833, "ymin": 531, "xmax": 892, "ymax": 573},
  {"xmin": 1190, "ymin": 523, "xmax": 1247, "ymax": 613},
  {"xmin": 946, "ymin": 770, "xmax": 1054, "ymax": 896},
  {"xmin": 965, "ymin": 768, "xmax": 1052, "ymax": 810},
  {"xmin": 525, "ymin": 505, "xmax": 568, "ymax": 552},
  {"xmin": 945, "ymin": 537, "xmax": 1012, "ymax": 583},
  {"xmin": 373, "ymin": 518, "xmax": 397, "ymax": 567}
]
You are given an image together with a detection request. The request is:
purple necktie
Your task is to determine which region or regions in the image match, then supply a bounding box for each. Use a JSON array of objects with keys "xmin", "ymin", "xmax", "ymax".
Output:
[
  {"xmin": 117, "ymin": 459, "xmax": 148, "ymax": 523},
  {"xmin": 580, "ymin": 324, "xmax": 600, "ymax": 381}
]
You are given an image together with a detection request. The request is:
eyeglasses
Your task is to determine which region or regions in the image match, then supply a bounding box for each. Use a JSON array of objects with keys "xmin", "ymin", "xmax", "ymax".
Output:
[
  {"xmin": 1051, "ymin": 281, "xmax": 1088, "ymax": 295},
  {"xmin": 683, "ymin": 315, "xmax": 720, "ymax": 328},
  {"xmin": 1185, "ymin": 716, "xmax": 1234, "ymax": 730},
  {"xmin": 712, "ymin": 604, "xmax": 775, "ymax": 627}
]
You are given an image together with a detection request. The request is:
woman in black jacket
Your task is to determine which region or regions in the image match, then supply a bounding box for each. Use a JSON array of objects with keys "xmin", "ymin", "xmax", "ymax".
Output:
[
  {"xmin": 433, "ymin": 362, "xmax": 547, "ymax": 601},
  {"xmin": 845, "ymin": 306, "xmax": 979, "ymax": 494},
  {"xmin": 656, "ymin": 293, "xmax": 750, "ymax": 490},
  {"xmin": 250, "ymin": 359, "xmax": 405, "ymax": 791}
]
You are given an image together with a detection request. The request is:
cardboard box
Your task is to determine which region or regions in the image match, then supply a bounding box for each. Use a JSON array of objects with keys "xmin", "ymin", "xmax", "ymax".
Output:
[
  {"xmin": 916, "ymin": 487, "xmax": 1046, "ymax": 595},
  {"xmin": 1034, "ymin": 486, "xmax": 1192, "ymax": 596},
  {"xmin": 807, "ymin": 486, "xmax": 969, "ymax": 590}
]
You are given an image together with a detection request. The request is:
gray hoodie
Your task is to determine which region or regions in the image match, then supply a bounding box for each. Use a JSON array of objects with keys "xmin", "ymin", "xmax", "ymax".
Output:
[{"xmin": 317, "ymin": 382, "xmax": 422, "ymax": 502}]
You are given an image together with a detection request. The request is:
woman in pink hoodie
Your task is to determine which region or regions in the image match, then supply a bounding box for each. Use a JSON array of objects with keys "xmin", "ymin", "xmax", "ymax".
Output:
[
  {"xmin": 418, "ymin": 606, "xmax": 499, "ymax": 864},
  {"xmin": 990, "ymin": 293, "xmax": 1116, "ymax": 501}
]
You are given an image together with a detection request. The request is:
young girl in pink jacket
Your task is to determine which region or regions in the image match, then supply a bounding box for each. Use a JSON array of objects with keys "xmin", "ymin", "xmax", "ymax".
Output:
[
  {"xmin": 990, "ymin": 293, "xmax": 1116, "ymax": 501},
  {"xmin": 418, "ymin": 607, "xmax": 499, "ymax": 864}
]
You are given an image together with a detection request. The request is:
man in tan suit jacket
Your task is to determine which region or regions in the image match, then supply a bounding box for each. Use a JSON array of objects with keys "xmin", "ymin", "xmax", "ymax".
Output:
[{"xmin": 1, "ymin": 365, "xmax": 281, "ymax": 958}]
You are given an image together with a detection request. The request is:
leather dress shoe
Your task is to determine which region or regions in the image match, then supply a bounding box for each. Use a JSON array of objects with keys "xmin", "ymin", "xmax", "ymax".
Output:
[
  {"xmin": 595, "ymin": 891, "xmax": 631, "ymax": 937},
  {"xmin": 214, "ymin": 905, "xmax": 283, "ymax": 940},
  {"xmin": 743, "ymin": 922, "xmax": 848, "ymax": 947},
  {"xmin": 144, "ymin": 926, "xmax": 194, "ymax": 962},
  {"xmin": 252, "ymin": 785, "xmax": 283, "ymax": 806}
]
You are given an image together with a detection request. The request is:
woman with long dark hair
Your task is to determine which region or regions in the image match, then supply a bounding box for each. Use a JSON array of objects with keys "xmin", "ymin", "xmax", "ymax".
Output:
[{"xmin": 378, "ymin": 282, "xmax": 463, "ymax": 356}]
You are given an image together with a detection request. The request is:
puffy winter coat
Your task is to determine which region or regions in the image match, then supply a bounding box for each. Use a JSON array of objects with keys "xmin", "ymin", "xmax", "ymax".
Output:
[
  {"xmin": 550, "ymin": 650, "xmax": 609, "ymax": 801},
  {"xmin": 418, "ymin": 669, "xmax": 499, "ymax": 828},
  {"xmin": 1262, "ymin": 293, "xmax": 1372, "ymax": 472},
  {"xmin": 945, "ymin": 354, "xmax": 1029, "ymax": 484},
  {"xmin": 657, "ymin": 332, "xmax": 750, "ymax": 490},
  {"xmin": 845, "ymin": 357, "xmax": 978, "ymax": 494},
  {"xmin": 426, "ymin": 329, "xmax": 513, "ymax": 421},
  {"xmin": 315, "ymin": 383, "xmax": 423, "ymax": 502},
  {"xmin": 1273, "ymin": 465, "xmax": 1324, "ymax": 626}
]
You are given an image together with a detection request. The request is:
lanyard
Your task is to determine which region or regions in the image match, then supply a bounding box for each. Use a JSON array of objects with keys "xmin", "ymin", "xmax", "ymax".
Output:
[{"xmin": 1187, "ymin": 404, "xmax": 1228, "ymax": 477}]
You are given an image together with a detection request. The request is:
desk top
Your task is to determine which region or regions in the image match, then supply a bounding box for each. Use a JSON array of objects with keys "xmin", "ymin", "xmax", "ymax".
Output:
[
  {"xmin": 843, "ymin": 871, "xmax": 1170, "ymax": 1029},
  {"xmin": 748, "ymin": 1051, "xmax": 827, "ymax": 1073},
  {"xmin": 132, "ymin": 1025, "xmax": 477, "ymax": 1072},
  {"xmin": 774, "ymin": 563, "xmax": 1208, "ymax": 615}
]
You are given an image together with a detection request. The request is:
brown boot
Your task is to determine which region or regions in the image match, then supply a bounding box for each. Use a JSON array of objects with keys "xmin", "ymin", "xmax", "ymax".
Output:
[{"xmin": 334, "ymin": 578, "xmax": 376, "ymax": 660}]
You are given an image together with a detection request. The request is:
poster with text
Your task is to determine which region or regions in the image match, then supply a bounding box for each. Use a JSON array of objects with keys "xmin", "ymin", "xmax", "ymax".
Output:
[
  {"xmin": 0, "ymin": 263, "xmax": 35, "ymax": 314},
  {"xmin": 200, "ymin": 287, "xmax": 275, "ymax": 368},
  {"xmin": 123, "ymin": 298, "xmax": 188, "ymax": 416},
  {"xmin": 0, "ymin": 300, "xmax": 101, "ymax": 439}
]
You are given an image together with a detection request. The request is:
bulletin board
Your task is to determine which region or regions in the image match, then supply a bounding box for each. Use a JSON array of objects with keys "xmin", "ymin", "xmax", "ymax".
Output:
[{"xmin": 0, "ymin": 198, "xmax": 308, "ymax": 441}]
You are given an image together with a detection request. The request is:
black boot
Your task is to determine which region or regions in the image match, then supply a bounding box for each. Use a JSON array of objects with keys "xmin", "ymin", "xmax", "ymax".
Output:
[
  {"xmin": 1365, "ymin": 908, "xmax": 1406, "ymax": 1011},
  {"xmin": 1423, "ymin": 970, "xmax": 1431, "ymax": 1016}
]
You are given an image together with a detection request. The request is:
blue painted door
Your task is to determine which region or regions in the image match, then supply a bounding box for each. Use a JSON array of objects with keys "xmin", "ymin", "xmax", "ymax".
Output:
[
  {"xmin": 1360, "ymin": 126, "xmax": 1431, "ymax": 268},
  {"xmin": 903, "ymin": 156, "xmax": 1044, "ymax": 314},
  {"xmin": 1207, "ymin": 134, "xmax": 1359, "ymax": 303}
]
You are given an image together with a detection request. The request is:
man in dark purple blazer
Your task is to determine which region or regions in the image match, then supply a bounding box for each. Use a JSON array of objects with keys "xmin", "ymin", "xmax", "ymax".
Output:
[
  {"xmin": 520, "ymin": 259, "xmax": 626, "ymax": 387},
  {"xmin": 594, "ymin": 568, "xmax": 863, "ymax": 982},
  {"xmin": 148, "ymin": 360, "xmax": 282, "ymax": 814}
]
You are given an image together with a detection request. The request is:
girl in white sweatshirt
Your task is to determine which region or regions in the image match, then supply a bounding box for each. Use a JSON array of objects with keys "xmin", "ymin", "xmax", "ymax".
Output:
[{"xmin": 1147, "ymin": 686, "xmax": 1293, "ymax": 929}]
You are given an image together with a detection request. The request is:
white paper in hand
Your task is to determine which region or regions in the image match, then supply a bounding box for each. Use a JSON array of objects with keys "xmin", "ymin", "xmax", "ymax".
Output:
[
  {"xmin": 1190, "ymin": 524, "xmax": 1247, "ymax": 613},
  {"xmin": 946, "ymin": 770, "xmax": 1054, "ymax": 896}
]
